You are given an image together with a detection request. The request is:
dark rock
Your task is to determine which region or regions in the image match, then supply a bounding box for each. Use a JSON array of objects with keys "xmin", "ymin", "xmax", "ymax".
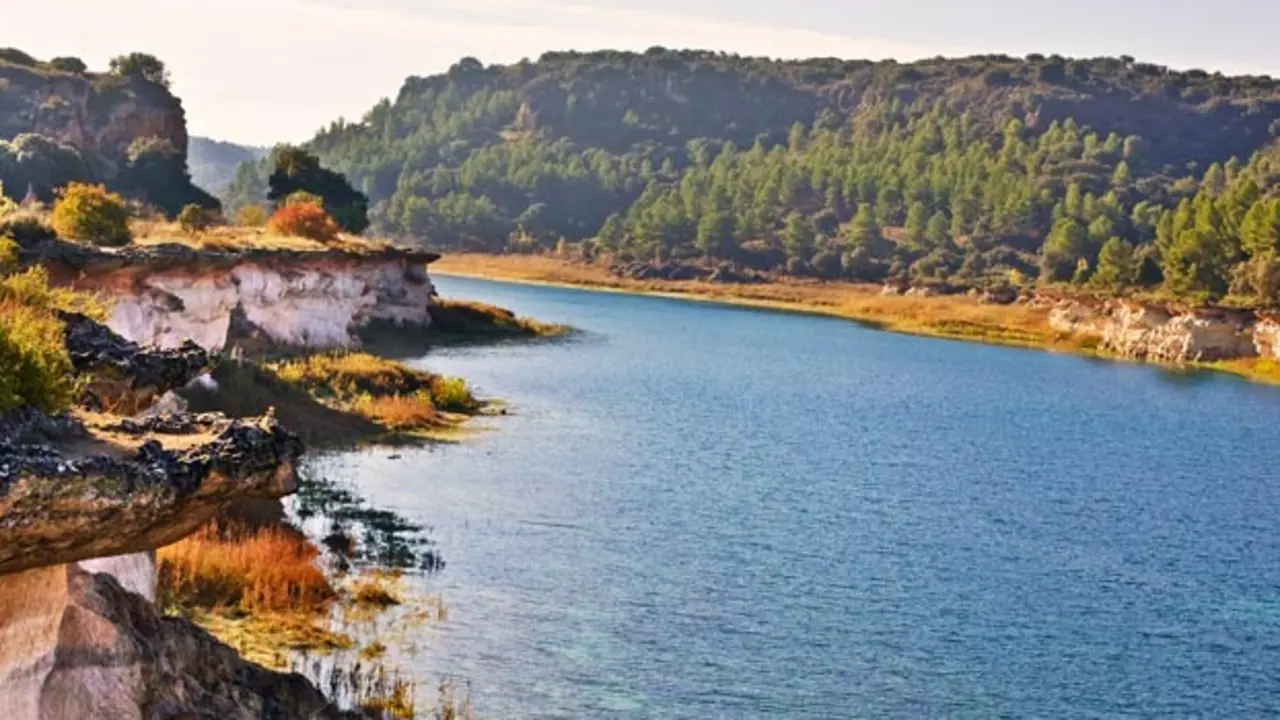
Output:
[
  {"xmin": 981, "ymin": 285, "xmax": 1020, "ymax": 305},
  {"xmin": 58, "ymin": 311, "xmax": 209, "ymax": 395}
]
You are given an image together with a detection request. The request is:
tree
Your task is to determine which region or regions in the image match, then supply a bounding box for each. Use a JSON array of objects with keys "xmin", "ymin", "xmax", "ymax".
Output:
[
  {"xmin": 234, "ymin": 204, "xmax": 269, "ymax": 228},
  {"xmin": 696, "ymin": 210, "xmax": 736, "ymax": 258},
  {"xmin": 1040, "ymin": 218, "xmax": 1087, "ymax": 282},
  {"xmin": 178, "ymin": 204, "xmax": 215, "ymax": 235},
  {"xmin": 109, "ymin": 53, "xmax": 170, "ymax": 87},
  {"xmin": 904, "ymin": 202, "xmax": 928, "ymax": 248},
  {"xmin": 119, "ymin": 137, "xmax": 217, "ymax": 216},
  {"xmin": 924, "ymin": 211, "xmax": 949, "ymax": 249},
  {"xmin": 51, "ymin": 183, "xmax": 131, "ymax": 247},
  {"xmin": 267, "ymin": 148, "xmax": 369, "ymax": 234},
  {"xmin": 1241, "ymin": 199, "xmax": 1280, "ymax": 257},
  {"xmin": 47, "ymin": 57, "xmax": 87, "ymax": 74},
  {"xmin": 781, "ymin": 212, "xmax": 814, "ymax": 260},
  {"xmin": 1092, "ymin": 237, "xmax": 1138, "ymax": 287}
]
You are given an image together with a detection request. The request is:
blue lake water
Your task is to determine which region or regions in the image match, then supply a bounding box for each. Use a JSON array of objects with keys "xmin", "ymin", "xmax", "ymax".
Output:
[{"xmin": 312, "ymin": 275, "xmax": 1280, "ymax": 718}]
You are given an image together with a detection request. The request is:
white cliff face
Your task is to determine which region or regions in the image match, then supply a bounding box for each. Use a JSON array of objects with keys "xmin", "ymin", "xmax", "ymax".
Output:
[
  {"xmin": 1050, "ymin": 300, "xmax": 1270, "ymax": 363},
  {"xmin": 104, "ymin": 259, "xmax": 434, "ymax": 351}
]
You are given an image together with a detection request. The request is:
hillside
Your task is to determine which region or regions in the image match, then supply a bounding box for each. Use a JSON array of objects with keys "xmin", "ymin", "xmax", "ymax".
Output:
[
  {"xmin": 188, "ymin": 137, "xmax": 269, "ymax": 194},
  {"xmin": 0, "ymin": 48, "xmax": 212, "ymax": 213},
  {"xmin": 225, "ymin": 49, "xmax": 1280, "ymax": 302}
]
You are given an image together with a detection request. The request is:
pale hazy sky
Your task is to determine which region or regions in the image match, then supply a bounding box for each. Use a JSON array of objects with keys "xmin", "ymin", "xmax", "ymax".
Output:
[{"xmin": 8, "ymin": 0, "xmax": 1279, "ymax": 145}]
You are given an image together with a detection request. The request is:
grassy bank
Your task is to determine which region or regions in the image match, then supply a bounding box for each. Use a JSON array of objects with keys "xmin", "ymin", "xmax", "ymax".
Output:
[
  {"xmin": 431, "ymin": 253, "xmax": 1280, "ymax": 387},
  {"xmin": 431, "ymin": 254, "xmax": 1079, "ymax": 351}
]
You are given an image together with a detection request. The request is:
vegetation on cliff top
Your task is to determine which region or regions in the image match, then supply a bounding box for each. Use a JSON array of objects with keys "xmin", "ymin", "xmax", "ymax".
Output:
[
  {"xmin": 0, "ymin": 49, "xmax": 215, "ymax": 215},
  {"xmin": 223, "ymin": 49, "xmax": 1280, "ymax": 305}
]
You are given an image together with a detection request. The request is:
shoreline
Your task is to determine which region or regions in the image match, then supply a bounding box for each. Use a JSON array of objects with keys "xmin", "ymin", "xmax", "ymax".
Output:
[{"xmin": 429, "ymin": 254, "xmax": 1280, "ymax": 386}]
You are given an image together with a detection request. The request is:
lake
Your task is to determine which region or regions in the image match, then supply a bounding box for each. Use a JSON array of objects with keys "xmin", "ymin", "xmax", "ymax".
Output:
[{"xmin": 310, "ymin": 275, "xmax": 1280, "ymax": 718}]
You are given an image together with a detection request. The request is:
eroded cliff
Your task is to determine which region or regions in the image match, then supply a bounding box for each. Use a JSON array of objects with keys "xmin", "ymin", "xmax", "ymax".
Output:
[
  {"xmin": 1047, "ymin": 296, "xmax": 1279, "ymax": 364},
  {"xmin": 23, "ymin": 239, "xmax": 440, "ymax": 351},
  {"xmin": 0, "ymin": 314, "xmax": 357, "ymax": 719}
]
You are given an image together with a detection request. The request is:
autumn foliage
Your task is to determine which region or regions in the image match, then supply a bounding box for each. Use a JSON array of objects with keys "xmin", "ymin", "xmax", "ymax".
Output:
[{"xmin": 267, "ymin": 201, "xmax": 341, "ymax": 243}]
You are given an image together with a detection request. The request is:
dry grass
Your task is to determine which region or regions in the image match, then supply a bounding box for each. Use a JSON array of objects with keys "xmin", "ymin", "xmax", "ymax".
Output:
[
  {"xmin": 349, "ymin": 571, "xmax": 405, "ymax": 608},
  {"xmin": 129, "ymin": 218, "xmax": 391, "ymax": 254},
  {"xmin": 432, "ymin": 253, "xmax": 1075, "ymax": 351},
  {"xmin": 158, "ymin": 522, "xmax": 336, "ymax": 614},
  {"xmin": 267, "ymin": 352, "xmax": 479, "ymax": 433},
  {"xmin": 429, "ymin": 297, "xmax": 570, "ymax": 339}
]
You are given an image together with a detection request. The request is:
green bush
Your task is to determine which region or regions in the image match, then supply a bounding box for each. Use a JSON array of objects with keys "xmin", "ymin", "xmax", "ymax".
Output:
[
  {"xmin": 50, "ymin": 183, "xmax": 132, "ymax": 247},
  {"xmin": 0, "ymin": 300, "xmax": 75, "ymax": 413},
  {"xmin": 178, "ymin": 203, "xmax": 216, "ymax": 234},
  {"xmin": 429, "ymin": 376, "xmax": 478, "ymax": 412},
  {"xmin": 0, "ymin": 236, "xmax": 17, "ymax": 272}
]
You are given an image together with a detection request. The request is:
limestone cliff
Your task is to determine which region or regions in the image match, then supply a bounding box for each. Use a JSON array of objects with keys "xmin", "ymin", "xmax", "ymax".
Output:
[
  {"xmin": 1048, "ymin": 297, "xmax": 1278, "ymax": 363},
  {"xmin": 23, "ymin": 238, "xmax": 440, "ymax": 352}
]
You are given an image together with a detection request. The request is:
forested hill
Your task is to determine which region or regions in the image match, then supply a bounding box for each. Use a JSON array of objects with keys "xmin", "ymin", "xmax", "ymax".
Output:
[
  {"xmin": 188, "ymin": 137, "xmax": 268, "ymax": 194},
  {"xmin": 225, "ymin": 50, "xmax": 1280, "ymax": 302}
]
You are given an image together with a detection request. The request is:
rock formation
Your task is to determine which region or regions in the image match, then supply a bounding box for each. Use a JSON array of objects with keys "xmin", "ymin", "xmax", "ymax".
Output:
[
  {"xmin": 1048, "ymin": 297, "xmax": 1277, "ymax": 363},
  {"xmin": 0, "ymin": 62, "xmax": 187, "ymax": 177},
  {"xmin": 0, "ymin": 315, "xmax": 358, "ymax": 718},
  {"xmin": 22, "ymin": 237, "xmax": 440, "ymax": 352}
]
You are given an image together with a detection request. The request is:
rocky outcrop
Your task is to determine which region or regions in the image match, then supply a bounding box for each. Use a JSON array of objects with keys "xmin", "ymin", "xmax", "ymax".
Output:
[
  {"xmin": 0, "ymin": 411, "xmax": 301, "ymax": 576},
  {"xmin": 23, "ymin": 238, "xmax": 440, "ymax": 351},
  {"xmin": 0, "ymin": 63, "xmax": 187, "ymax": 176},
  {"xmin": 0, "ymin": 312, "xmax": 355, "ymax": 717},
  {"xmin": 0, "ymin": 563, "xmax": 355, "ymax": 720},
  {"xmin": 1049, "ymin": 298, "xmax": 1272, "ymax": 363},
  {"xmin": 59, "ymin": 311, "xmax": 208, "ymax": 395}
]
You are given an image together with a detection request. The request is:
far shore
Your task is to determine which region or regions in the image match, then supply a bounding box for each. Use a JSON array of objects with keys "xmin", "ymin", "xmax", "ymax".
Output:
[{"xmin": 429, "ymin": 253, "xmax": 1280, "ymax": 386}]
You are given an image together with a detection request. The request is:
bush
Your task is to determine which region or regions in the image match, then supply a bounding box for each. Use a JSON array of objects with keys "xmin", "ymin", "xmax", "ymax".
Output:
[
  {"xmin": 267, "ymin": 202, "xmax": 341, "ymax": 243},
  {"xmin": 50, "ymin": 183, "xmax": 132, "ymax": 246},
  {"xmin": 177, "ymin": 203, "xmax": 215, "ymax": 235},
  {"xmin": 283, "ymin": 190, "xmax": 325, "ymax": 208},
  {"xmin": 0, "ymin": 210, "xmax": 56, "ymax": 243},
  {"xmin": 0, "ymin": 299, "xmax": 75, "ymax": 413},
  {"xmin": 234, "ymin": 204, "xmax": 269, "ymax": 227},
  {"xmin": 0, "ymin": 236, "xmax": 17, "ymax": 272},
  {"xmin": 429, "ymin": 376, "xmax": 478, "ymax": 413}
]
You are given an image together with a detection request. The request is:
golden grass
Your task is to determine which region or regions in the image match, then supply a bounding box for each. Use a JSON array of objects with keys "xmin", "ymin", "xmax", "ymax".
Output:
[
  {"xmin": 158, "ymin": 522, "xmax": 336, "ymax": 614},
  {"xmin": 432, "ymin": 253, "xmax": 1076, "ymax": 351},
  {"xmin": 267, "ymin": 352, "xmax": 480, "ymax": 433},
  {"xmin": 129, "ymin": 219, "xmax": 392, "ymax": 254},
  {"xmin": 348, "ymin": 571, "xmax": 405, "ymax": 608}
]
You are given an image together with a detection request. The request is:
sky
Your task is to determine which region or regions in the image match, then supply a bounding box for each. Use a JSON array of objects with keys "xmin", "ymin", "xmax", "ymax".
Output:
[{"xmin": 7, "ymin": 0, "xmax": 1280, "ymax": 146}]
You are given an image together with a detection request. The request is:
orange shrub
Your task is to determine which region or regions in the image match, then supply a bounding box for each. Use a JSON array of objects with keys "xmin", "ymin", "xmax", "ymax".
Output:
[{"xmin": 266, "ymin": 201, "xmax": 341, "ymax": 243}]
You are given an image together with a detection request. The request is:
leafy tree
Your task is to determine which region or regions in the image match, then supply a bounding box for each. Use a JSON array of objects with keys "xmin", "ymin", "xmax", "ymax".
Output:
[
  {"xmin": 109, "ymin": 53, "xmax": 170, "ymax": 87},
  {"xmin": 267, "ymin": 148, "xmax": 369, "ymax": 234},
  {"xmin": 695, "ymin": 210, "xmax": 736, "ymax": 259},
  {"xmin": 47, "ymin": 57, "xmax": 87, "ymax": 74}
]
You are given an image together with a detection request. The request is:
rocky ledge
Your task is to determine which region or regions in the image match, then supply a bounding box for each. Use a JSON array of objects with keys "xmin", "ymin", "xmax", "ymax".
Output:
[
  {"xmin": 22, "ymin": 237, "xmax": 440, "ymax": 352},
  {"xmin": 1047, "ymin": 296, "xmax": 1278, "ymax": 364},
  {"xmin": 0, "ymin": 410, "xmax": 301, "ymax": 576},
  {"xmin": 0, "ymin": 312, "xmax": 359, "ymax": 718}
]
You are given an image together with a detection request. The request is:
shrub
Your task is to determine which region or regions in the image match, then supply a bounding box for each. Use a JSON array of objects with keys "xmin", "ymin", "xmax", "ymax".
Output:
[
  {"xmin": 0, "ymin": 48, "xmax": 37, "ymax": 66},
  {"xmin": 0, "ymin": 299, "xmax": 75, "ymax": 413},
  {"xmin": 267, "ymin": 201, "xmax": 341, "ymax": 243},
  {"xmin": 0, "ymin": 265, "xmax": 109, "ymax": 320},
  {"xmin": 177, "ymin": 203, "xmax": 215, "ymax": 235},
  {"xmin": 50, "ymin": 183, "xmax": 132, "ymax": 246},
  {"xmin": 283, "ymin": 190, "xmax": 324, "ymax": 208},
  {"xmin": 0, "ymin": 210, "xmax": 56, "ymax": 243},
  {"xmin": 0, "ymin": 236, "xmax": 17, "ymax": 272},
  {"xmin": 234, "ymin": 204, "xmax": 269, "ymax": 227},
  {"xmin": 430, "ymin": 376, "xmax": 478, "ymax": 412}
]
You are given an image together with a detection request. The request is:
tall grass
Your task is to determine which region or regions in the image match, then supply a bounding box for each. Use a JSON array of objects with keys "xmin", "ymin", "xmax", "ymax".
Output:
[{"xmin": 157, "ymin": 522, "xmax": 335, "ymax": 613}]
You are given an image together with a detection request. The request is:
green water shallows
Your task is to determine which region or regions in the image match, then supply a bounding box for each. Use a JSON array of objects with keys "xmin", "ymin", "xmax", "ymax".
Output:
[{"xmin": 311, "ymin": 276, "xmax": 1280, "ymax": 718}]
